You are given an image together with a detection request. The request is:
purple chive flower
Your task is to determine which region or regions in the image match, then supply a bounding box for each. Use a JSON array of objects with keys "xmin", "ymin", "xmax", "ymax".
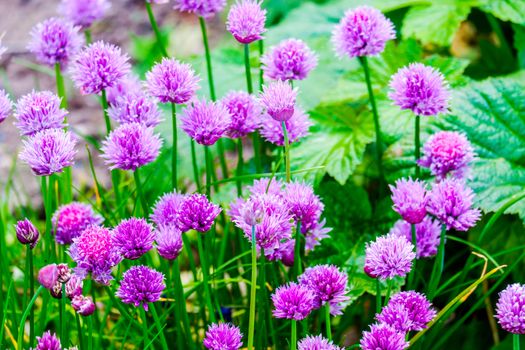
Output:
[
  {"xmin": 35, "ymin": 331, "xmax": 62, "ymax": 350},
  {"xmin": 261, "ymin": 39, "xmax": 318, "ymax": 81},
  {"xmin": 221, "ymin": 91, "xmax": 262, "ymax": 138},
  {"xmin": 14, "ymin": 91, "xmax": 67, "ymax": 136},
  {"xmin": 59, "ymin": 0, "xmax": 111, "ymax": 28},
  {"xmin": 203, "ymin": 323, "xmax": 243, "ymax": 350},
  {"xmin": 71, "ymin": 295, "xmax": 96, "ymax": 316},
  {"xmin": 305, "ymin": 219, "xmax": 332, "ymax": 252},
  {"xmin": 112, "ymin": 218, "xmax": 156, "ymax": 260},
  {"xmin": 268, "ymin": 238, "xmax": 295, "ymax": 267},
  {"xmin": 284, "ymin": 181, "xmax": 324, "ymax": 233},
  {"xmin": 155, "ymin": 224, "xmax": 184, "ymax": 260},
  {"xmin": 15, "ymin": 219, "xmax": 40, "ymax": 249},
  {"xmin": 247, "ymin": 177, "xmax": 284, "ymax": 196},
  {"xmin": 107, "ymin": 91, "xmax": 163, "ymax": 127},
  {"xmin": 389, "ymin": 178, "xmax": 428, "ymax": 224},
  {"xmin": 380, "ymin": 291, "xmax": 437, "ymax": 332},
  {"xmin": 298, "ymin": 335, "xmax": 342, "ymax": 350},
  {"xmin": 375, "ymin": 302, "xmax": 413, "ymax": 333},
  {"xmin": 19, "ymin": 128, "xmax": 77, "ymax": 176},
  {"xmin": 360, "ymin": 323, "xmax": 409, "ymax": 350},
  {"xmin": 106, "ymin": 74, "xmax": 143, "ymax": 106},
  {"xmin": 332, "ymin": 6, "xmax": 395, "ymax": 58},
  {"xmin": 101, "ymin": 123, "xmax": 162, "ymax": 171},
  {"xmin": 495, "ymin": 283, "xmax": 525, "ymax": 334},
  {"xmin": 0, "ymin": 89, "xmax": 13, "ymax": 123},
  {"xmin": 38, "ymin": 264, "xmax": 60, "ymax": 290},
  {"xmin": 52, "ymin": 202, "xmax": 103, "ymax": 245},
  {"xmin": 66, "ymin": 274, "xmax": 84, "ymax": 299},
  {"xmin": 116, "ymin": 265, "xmax": 165, "ymax": 311},
  {"xmin": 177, "ymin": 194, "xmax": 222, "ymax": 233},
  {"xmin": 28, "ymin": 17, "xmax": 84, "ymax": 67},
  {"xmin": 389, "ymin": 217, "xmax": 441, "ymax": 259},
  {"xmin": 146, "ymin": 58, "xmax": 200, "ymax": 104},
  {"xmin": 389, "ymin": 63, "xmax": 450, "ymax": 116},
  {"xmin": 259, "ymin": 107, "xmax": 311, "ymax": 146},
  {"xmin": 259, "ymin": 80, "xmax": 297, "ymax": 122},
  {"xmin": 226, "ymin": 0, "xmax": 266, "ymax": 44},
  {"xmin": 298, "ymin": 264, "xmax": 349, "ymax": 316},
  {"xmin": 180, "ymin": 99, "xmax": 232, "ymax": 146},
  {"xmin": 70, "ymin": 41, "xmax": 131, "ymax": 95},
  {"xmin": 427, "ymin": 178, "xmax": 481, "ymax": 231},
  {"xmin": 151, "ymin": 191, "xmax": 186, "ymax": 227},
  {"xmin": 68, "ymin": 225, "xmax": 122, "ymax": 285},
  {"xmin": 272, "ymin": 282, "xmax": 315, "ymax": 320},
  {"xmin": 419, "ymin": 131, "xmax": 475, "ymax": 179},
  {"xmin": 364, "ymin": 233, "xmax": 415, "ymax": 280},
  {"xmin": 173, "ymin": 0, "xmax": 227, "ymax": 19}
]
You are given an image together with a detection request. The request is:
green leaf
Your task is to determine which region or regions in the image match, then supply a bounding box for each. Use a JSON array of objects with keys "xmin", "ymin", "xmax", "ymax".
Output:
[{"xmin": 479, "ymin": 0, "xmax": 525, "ymax": 25}]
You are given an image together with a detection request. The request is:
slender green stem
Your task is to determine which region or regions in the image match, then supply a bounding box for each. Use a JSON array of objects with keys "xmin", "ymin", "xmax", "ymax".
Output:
[
  {"xmin": 408, "ymin": 223, "xmax": 417, "ymax": 288},
  {"xmin": 325, "ymin": 304, "xmax": 332, "ymax": 340},
  {"xmin": 88, "ymin": 315, "xmax": 93, "ymax": 350},
  {"xmin": 134, "ymin": 168, "xmax": 148, "ymax": 217},
  {"xmin": 42, "ymin": 176, "xmax": 54, "ymax": 263},
  {"xmin": 196, "ymin": 232, "xmax": 216, "ymax": 323},
  {"xmin": 75, "ymin": 313, "xmax": 83, "ymax": 350},
  {"xmin": 140, "ymin": 308, "xmax": 149, "ymax": 349},
  {"xmin": 247, "ymin": 226, "xmax": 257, "ymax": 350},
  {"xmin": 55, "ymin": 63, "xmax": 67, "ymax": 109},
  {"xmin": 415, "ymin": 115, "xmax": 421, "ymax": 178},
  {"xmin": 252, "ymin": 133, "xmax": 263, "ymax": 174},
  {"xmin": 61, "ymin": 284, "xmax": 68, "ymax": 346},
  {"xmin": 190, "ymin": 139, "xmax": 202, "ymax": 190},
  {"xmin": 428, "ymin": 224, "xmax": 447, "ymax": 299},
  {"xmin": 291, "ymin": 320, "xmax": 297, "ymax": 350},
  {"xmin": 18, "ymin": 285, "xmax": 44, "ymax": 350},
  {"xmin": 145, "ymin": 2, "xmax": 168, "ymax": 57},
  {"xmin": 205, "ymin": 146, "xmax": 212, "ymax": 197},
  {"xmin": 375, "ymin": 279, "xmax": 382, "ymax": 314},
  {"xmin": 199, "ymin": 17, "xmax": 216, "ymax": 101},
  {"xmin": 293, "ymin": 221, "xmax": 302, "ymax": 279},
  {"xmin": 150, "ymin": 304, "xmax": 169, "ymax": 350},
  {"xmin": 236, "ymin": 139, "xmax": 244, "ymax": 196},
  {"xmin": 173, "ymin": 259, "xmax": 194, "ymax": 350},
  {"xmin": 84, "ymin": 29, "xmax": 92, "ymax": 44},
  {"xmin": 244, "ymin": 44, "xmax": 254, "ymax": 94},
  {"xmin": 27, "ymin": 246, "xmax": 35, "ymax": 347},
  {"xmin": 384, "ymin": 279, "xmax": 393, "ymax": 306},
  {"xmin": 282, "ymin": 121, "xmax": 291, "ymax": 182},
  {"xmin": 258, "ymin": 40, "xmax": 264, "ymax": 91},
  {"xmin": 101, "ymin": 89, "xmax": 111, "ymax": 135},
  {"xmin": 171, "ymin": 103, "xmax": 178, "ymax": 190},
  {"xmin": 514, "ymin": 331, "xmax": 521, "ymax": 350}
]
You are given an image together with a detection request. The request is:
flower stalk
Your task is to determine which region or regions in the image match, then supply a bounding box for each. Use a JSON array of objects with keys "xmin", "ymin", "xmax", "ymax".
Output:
[{"xmin": 247, "ymin": 226, "xmax": 258, "ymax": 350}]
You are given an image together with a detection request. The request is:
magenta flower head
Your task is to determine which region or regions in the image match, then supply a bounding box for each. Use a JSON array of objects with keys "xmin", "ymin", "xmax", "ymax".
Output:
[
  {"xmin": 70, "ymin": 41, "xmax": 131, "ymax": 95},
  {"xmin": 259, "ymin": 80, "xmax": 297, "ymax": 122},
  {"xmin": 389, "ymin": 63, "xmax": 450, "ymax": 116},
  {"xmin": 298, "ymin": 335, "xmax": 342, "ymax": 350},
  {"xmin": 360, "ymin": 323, "xmax": 409, "ymax": 350},
  {"xmin": 52, "ymin": 202, "xmax": 103, "ymax": 245},
  {"xmin": 364, "ymin": 233, "xmax": 415, "ymax": 280},
  {"xmin": 68, "ymin": 225, "xmax": 122, "ymax": 285},
  {"xmin": 28, "ymin": 17, "xmax": 84, "ymax": 68},
  {"xmin": 112, "ymin": 218, "xmax": 156, "ymax": 260},
  {"xmin": 272, "ymin": 282, "xmax": 315, "ymax": 320},
  {"xmin": 298, "ymin": 264, "xmax": 349, "ymax": 316},
  {"xmin": 101, "ymin": 123, "xmax": 162, "ymax": 171},
  {"xmin": 380, "ymin": 291, "xmax": 437, "ymax": 332},
  {"xmin": 108, "ymin": 91, "xmax": 163, "ymax": 127},
  {"xmin": 151, "ymin": 190, "xmax": 186, "ymax": 227},
  {"xmin": 495, "ymin": 283, "xmax": 525, "ymax": 334},
  {"xmin": 71, "ymin": 295, "xmax": 96, "ymax": 316},
  {"xmin": 419, "ymin": 131, "xmax": 475, "ymax": 179},
  {"xmin": 106, "ymin": 74, "xmax": 143, "ymax": 106},
  {"xmin": 247, "ymin": 177, "xmax": 284, "ymax": 196},
  {"xmin": 284, "ymin": 180, "xmax": 324, "ymax": 233},
  {"xmin": 14, "ymin": 91, "xmax": 67, "ymax": 136},
  {"xmin": 20, "ymin": 128, "xmax": 77, "ymax": 176},
  {"xmin": 59, "ymin": 0, "xmax": 111, "ymax": 28},
  {"xmin": 66, "ymin": 274, "xmax": 84, "ymax": 299},
  {"xmin": 156, "ymin": 224, "xmax": 184, "ymax": 260},
  {"xmin": 259, "ymin": 107, "xmax": 311, "ymax": 146},
  {"xmin": 116, "ymin": 265, "xmax": 165, "ymax": 311},
  {"xmin": 203, "ymin": 323, "xmax": 243, "ymax": 350},
  {"xmin": 261, "ymin": 39, "xmax": 318, "ymax": 81},
  {"xmin": 389, "ymin": 177, "xmax": 428, "ymax": 224},
  {"xmin": 180, "ymin": 99, "xmax": 232, "ymax": 146},
  {"xmin": 36, "ymin": 331, "xmax": 62, "ymax": 350},
  {"xmin": 146, "ymin": 58, "xmax": 200, "ymax": 104},
  {"xmin": 15, "ymin": 218, "xmax": 40, "ymax": 249},
  {"xmin": 221, "ymin": 91, "xmax": 262, "ymax": 138},
  {"xmin": 173, "ymin": 0, "xmax": 227, "ymax": 19},
  {"xmin": 0, "ymin": 89, "xmax": 13, "ymax": 123},
  {"xmin": 38, "ymin": 264, "xmax": 61, "ymax": 290},
  {"xmin": 427, "ymin": 178, "xmax": 481, "ymax": 231},
  {"xmin": 389, "ymin": 217, "xmax": 441, "ymax": 259},
  {"xmin": 227, "ymin": 0, "xmax": 266, "ymax": 44},
  {"xmin": 178, "ymin": 194, "xmax": 222, "ymax": 233}
]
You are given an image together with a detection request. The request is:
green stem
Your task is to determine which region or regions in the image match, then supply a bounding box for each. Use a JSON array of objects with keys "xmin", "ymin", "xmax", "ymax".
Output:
[
  {"xmin": 258, "ymin": 40, "xmax": 264, "ymax": 91},
  {"xmin": 42, "ymin": 176, "xmax": 54, "ymax": 263},
  {"xmin": 196, "ymin": 232, "xmax": 216, "ymax": 323},
  {"xmin": 408, "ymin": 223, "xmax": 417, "ymax": 288},
  {"xmin": 101, "ymin": 89, "xmax": 111, "ymax": 135},
  {"xmin": 171, "ymin": 103, "xmax": 178, "ymax": 190},
  {"xmin": 173, "ymin": 259, "xmax": 194, "ymax": 349},
  {"xmin": 199, "ymin": 17, "xmax": 216, "ymax": 101},
  {"xmin": 145, "ymin": 2, "xmax": 168, "ymax": 57},
  {"xmin": 293, "ymin": 221, "xmax": 302, "ymax": 279},
  {"xmin": 415, "ymin": 115, "xmax": 421, "ymax": 178},
  {"xmin": 55, "ymin": 63, "xmax": 67, "ymax": 109},
  {"xmin": 244, "ymin": 44, "xmax": 254, "ymax": 94},
  {"xmin": 291, "ymin": 320, "xmax": 297, "ymax": 350},
  {"xmin": 190, "ymin": 139, "xmax": 202, "ymax": 190},
  {"xmin": 18, "ymin": 285, "xmax": 44, "ymax": 350},
  {"xmin": 84, "ymin": 29, "xmax": 92, "ymax": 44},
  {"xmin": 61, "ymin": 284, "xmax": 68, "ymax": 346},
  {"xmin": 428, "ymin": 224, "xmax": 447, "ymax": 299},
  {"xmin": 282, "ymin": 121, "xmax": 291, "ymax": 183},
  {"xmin": 150, "ymin": 304, "xmax": 169, "ymax": 350},
  {"xmin": 88, "ymin": 315, "xmax": 93, "ymax": 350},
  {"xmin": 514, "ymin": 331, "xmax": 521, "ymax": 350},
  {"xmin": 134, "ymin": 168, "xmax": 148, "ymax": 217},
  {"xmin": 236, "ymin": 139, "xmax": 244, "ymax": 196},
  {"xmin": 140, "ymin": 308, "xmax": 149, "ymax": 349},
  {"xmin": 376, "ymin": 279, "xmax": 382, "ymax": 314},
  {"xmin": 75, "ymin": 313, "xmax": 83, "ymax": 350},
  {"xmin": 325, "ymin": 304, "xmax": 332, "ymax": 340},
  {"xmin": 247, "ymin": 226, "xmax": 257, "ymax": 350},
  {"xmin": 205, "ymin": 146, "xmax": 212, "ymax": 197},
  {"xmin": 252, "ymin": 133, "xmax": 262, "ymax": 174},
  {"xmin": 25, "ymin": 245, "xmax": 35, "ymax": 347},
  {"xmin": 384, "ymin": 279, "xmax": 393, "ymax": 306}
]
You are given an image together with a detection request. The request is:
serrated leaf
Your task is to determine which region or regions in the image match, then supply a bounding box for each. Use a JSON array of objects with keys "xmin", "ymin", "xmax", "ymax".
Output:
[{"xmin": 479, "ymin": 0, "xmax": 525, "ymax": 25}]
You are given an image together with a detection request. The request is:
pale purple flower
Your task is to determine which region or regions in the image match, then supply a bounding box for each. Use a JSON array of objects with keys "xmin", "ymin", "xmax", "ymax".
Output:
[
  {"xmin": 112, "ymin": 218, "xmax": 156, "ymax": 260},
  {"xmin": 267, "ymin": 238, "xmax": 295, "ymax": 267},
  {"xmin": 52, "ymin": 202, "xmax": 103, "ymax": 245},
  {"xmin": 298, "ymin": 335, "xmax": 342, "ymax": 350},
  {"xmin": 332, "ymin": 6, "xmax": 395, "ymax": 58},
  {"xmin": 495, "ymin": 283, "xmax": 525, "ymax": 334},
  {"xmin": 101, "ymin": 122, "xmax": 162, "ymax": 171},
  {"xmin": 360, "ymin": 323, "xmax": 408, "ymax": 350},
  {"xmin": 178, "ymin": 194, "xmax": 222, "ymax": 232},
  {"xmin": 389, "ymin": 63, "xmax": 450, "ymax": 116},
  {"xmin": 28, "ymin": 17, "xmax": 84, "ymax": 67},
  {"xmin": 15, "ymin": 219, "xmax": 40, "ymax": 249},
  {"xmin": 272, "ymin": 282, "xmax": 315, "ymax": 320},
  {"xmin": 19, "ymin": 128, "xmax": 77, "ymax": 176},
  {"xmin": 284, "ymin": 180, "xmax": 324, "ymax": 233},
  {"xmin": 107, "ymin": 91, "xmax": 162, "ymax": 127},
  {"xmin": 145, "ymin": 58, "xmax": 200, "ymax": 104},
  {"xmin": 70, "ymin": 41, "xmax": 130, "ymax": 95},
  {"xmin": 259, "ymin": 107, "xmax": 311, "ymax": 146},
  {"xmin": 71, "ymin": 295, "xmax": 96, "ymax": 316},
  {"xmin": 203, "ymin": 323, "xmax": 243, "ymax": 350},
  {"xmin": 375, "ymin": 302, "xmax": 413, "ymax": 333},
  {"xmin": 261, "ymin": 39, "xmax": 318, "ymax": 81},
  {"xmin": 381, "ymin": 291, "xmax": 437, "ymax": 332},
  {"xmin": 116, "ymin": 265, "xmax": 165, "ymax": 311},
  {"xmin": 65, "ymin": 275, "xmax": 84, "ymax": 299},
  {"xmin": 155, "ymin": 224, "xmax": 184, "ymax": 260},
  {"xmin": 259, "ymin": 80, "xmax": 297, "ymax": 122},
  {"xmin": 305, "ymin": 219, "xmax": 332, "ymax": 252},
  {"xmin": 173, "ymin": 0, "xmax": 227, "ymax": 19},
  {"xmin": 180, "ymin": 99, "xmax": 231, "ymax": 145},
  {"xmin": 106, "ymin": 74, "xmax": 143, "ymax": 106},
  {"xmin": 389, "ymin": 217, "xmax": 441, "ymax": 259},
  {"xmin": 227, "ymin": 0, "xmax": 266, "ymax": 44},
  {"xmin": 59, "ymin": 0, "xmax": 111, "ymax": 28},
  {"xmin": 35, "ymin": 331, "xmax": 61, "ymax": 350},
  {"xmin": 151, "ymin": 191, "xmax": 186, "ymax": 227},
  {"xmin": 389, "ymin": 178, "xmax": 428, "ymax": 224},
  {"xmin": 247, "ymin": 177, "xmax": 284, "ymax": 196},
  {"xmin": 221, "ymin": 91, "xmax": 262, "ymax": 138},
  {"xmin": 364, "ymin": 233, "xmax": 415, "ymax": 280},
  {"xmin": 0, "ymin": 89, "xmax": 13, "ymax": 123},
  {"xmin": 14, "ymin": 91, "xmax": 67, "ymax": 136},
  {"xmin": 427, "ymin": 178, "xmax": 481, "ymax": 231}
]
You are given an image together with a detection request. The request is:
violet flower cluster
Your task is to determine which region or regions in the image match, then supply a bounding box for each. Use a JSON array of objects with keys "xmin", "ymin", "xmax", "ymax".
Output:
[
  {"xmin": 180, "ymin": 99, "xmax": 232, "ymax": 146},
  {"xmin": 146, "ymin": 58, "xmax": 200, "ymax": 105},
  {"xmin": 116, "ymin": 265, "xmax": 165, "ymax": 311},
  {"xmin": 35, "ymin": 331, "xmax": 62, "ymax": 350},
  {"xmin": 261, "ymin": 39, "xmax": 318, "ymax": 81},
  {"xmin": 364, "ymin": 232, "xmax": 415, "ymax": 280},
  {"xmin": 495, "ymin": 283, "xmax": 525, "ymax": 334},
  {"xmin": 52, "ymin": 202, "xmax": 103, "ymax": 245},
  {"xmin": 107, "ymin": 91, "xmax": 163, "ymax": 127},
  {"xmin": 38, "ymin": 263, "xmax": 71, "ymax": 298},
  {"xmin": 298, "ymin": 335, "xmax": 342, "ymax": 350},
  {"xmin": 15, "ymin": 218, "xmax": 40, "ymax": 249},
  {"xmin": 14, "ymin": 90, "xmax": 67, "ymax": 136},
  {"xmin": 59, "ymin": 0, "xmax": 111, "ymax": 28},
  {"xmin": 203, "ymin": 323, "xmax": 243, "ymax": 350},
  {"xmin": 173, "ymin": 0, "xmax": 227, "ymax": 19},
  {"xmin": 112, "ymin": 218, "xmax": 156, "ymax": 260},
  {"xmin": 389, "ymin": 217, "xmax": 441, "ymax": 259},
  {"xmin": 227, "ymin": 0, "xmax": 266, "ymax": 44},
  {"xmin": 272, "ymin": 282, "xmax": 315, "ymax": 320}
]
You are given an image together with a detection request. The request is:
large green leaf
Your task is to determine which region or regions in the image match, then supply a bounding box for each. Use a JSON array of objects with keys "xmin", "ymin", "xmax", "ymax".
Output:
[{"xmin": 479, "ymin": 0, "xmax": 525, "ymax": 25}]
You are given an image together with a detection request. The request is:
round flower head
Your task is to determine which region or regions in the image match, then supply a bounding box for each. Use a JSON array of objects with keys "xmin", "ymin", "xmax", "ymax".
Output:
[
  {"xmin": 14, "ymin": 90, "xmax": 67, "ymax": 136},
  {"xmin": 15, "ymin": 218, "xmax": 40, "ymax": 249},
  {"xmin": 66, "ymin": 274, "xmax": 84, "ymax": 299},
  {"xmin": 38, "ymin": 264, "xmax": 60, "ymax": 290},
  {"xmin": 226, "ymin": 0, "xmax": 266, "ymax": 44},
  {"xmin": 332, "ymin": 6, "xmax": 395, "ymax": 58},
  {"xmin": 106, "ymin": 74, "xmax": 143, "ymax": 106},
  {"xmin": 0, "ymin": 89, "xmax": 13, "ymax": 123},
  {"xmin": 375, "ymin": 302, "xmax": 412, "ymax": 333},
  {"xmin": 221, "ymin": 91, "xmax": 262, "ymax": 138},
  {"xmin": 427, "ymin": 178, "xmax": 481, "ymax": 231},
  {"xmin": 259, "ymin": 107, "xmax": 311, "ymax": 146},
  {"xmin": 112, "ymin": 218, "xmax": 156, "ymax": 260},
  {"xmin": 389, "ymin": 217, "xmax": 441, "ymax": 259},
  {"xmin": 68, "ymin": 225, "xmax": 122, "ymax": 285},
  {"xmin": 156, "ymin": 224, "xmax": 184, "ymax": 260},
  {"xmin": 259, "ymin": 80, "xmax": 297, "ymax": 122},
  {"xmin": 261, "ymin": 39, "xmax": 318, "ymax": 81},
  {"xmin": 59, "ymin": 0, "xmax": 111, "ymax": 28},
  {"xmin": 389, "ymin": 63, "xmax": 450, "ymax": 116},
  {"xmin": 203, "ymin": 323, "xmax": 243, "ymax": 350},
  {"xmin": 173, "ymin": 0, "xmax": 227, "ymax": 19},
  {"xmin": 28, "ymin": 17, "xmax": 84, "ymax": 67},
  {"xmin": 495, "ymin": 283, "xmax": 525, "ymax": 334},
  {"xmin": 360, "ymin": 323, "xmax": 409, "ymax": 350},
  {"xmin": 298, "ymin": 264, "xmax": 349, "ymax": 316},
  {"xmin": 151, "ymin": 191, "xmax": 187, "ymax": 227},
  {"xmin": 383, "ymin": 291, "xmax": 437, "ymax": 332},
  {"xmin": 364, "ymin": 232, "xmax": 415, "ymax": 280},
  {"xmin": 298, "ymin": 335, "xmax": 342, "ymax": 350},
  {"xmin": 389, "ymin": 178, "xmax": 428, "ymax": 224},
  {"xmin": 71, "ymin": 295, "xmax": 96, "ymax": 316},
  {"xmin": 70, "ymin": 41, "xmax": 131, "ymax": 95},
  {"xmin": 419, "ymin": 131, "xmax": 475, "ymax": 179},
  {"xmin": 247, "ymin": 177, "xmax": 284, "ymax": 196},
  {"xmin": 101, "ymin": 123, "xmax": 162, "ymax": 171},
  {"xmin": 177, "ymin": 194, "xmax": 222, "ymax": 232},
  {"xmin": 36, "ymin": 331, "xmax": 61, "ymax": 350},
  {"xmin": 20, "ymin": 128, "xmax": 77, "ymax": 176},
  {"xmin": 107, "ymin": 91, "xmax": 163, "ymax": 127},
  {"xmin": 271, "ymin": 282, "xmax": 315, "ymax": 320},
  {"xmin": 116, "ymin": 265, "xmax": 165, "ymax": 311},
  {"xmin": 180, "ymin": 99, "xmax": 232, "ymax": 145},
  {"xmin": 52, "ymin": 202, "xmax": 103, "ymax": 245},
  {"xmin": 284, "ymin": 180, "xmax": 324, "ymax": 233},
  {"xmin": 146, "ymin": 58, "xmax": 200, "ymax": 104}
]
